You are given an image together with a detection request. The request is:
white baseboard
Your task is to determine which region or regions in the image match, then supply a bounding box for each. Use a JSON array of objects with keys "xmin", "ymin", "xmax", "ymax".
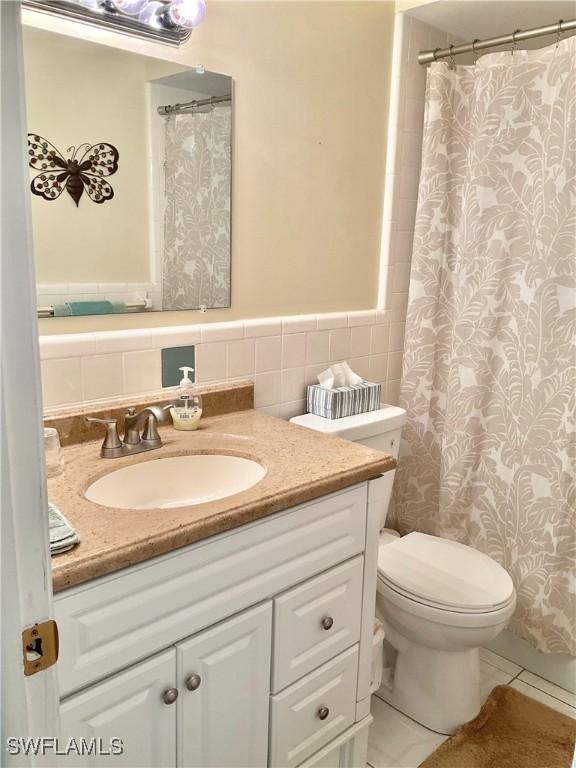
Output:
[{"xmin": 488, "ymin": 630, "xmax": 576, "ymax": 694}]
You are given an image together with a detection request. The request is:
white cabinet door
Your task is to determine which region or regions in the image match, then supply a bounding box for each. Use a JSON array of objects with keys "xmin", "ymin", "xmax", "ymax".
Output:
[
  {"xmin": 176, "ymin": 603, "xmax": 272, "ymax": 768},
  {"xmin": 60, "ymin": 649, "xmax": 177, "ymax": 767}
]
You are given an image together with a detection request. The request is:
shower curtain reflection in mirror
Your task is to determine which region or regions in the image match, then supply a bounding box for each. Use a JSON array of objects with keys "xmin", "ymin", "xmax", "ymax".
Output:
[{"xmin": 162, "ymin": 106, "xmax": 232, "ymax": 311}]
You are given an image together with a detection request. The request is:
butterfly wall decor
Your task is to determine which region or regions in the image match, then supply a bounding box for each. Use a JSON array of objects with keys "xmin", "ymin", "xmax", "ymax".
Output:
[{"xmin": 27, "ymin": 135, "xmax": 119, "ymax": 207}]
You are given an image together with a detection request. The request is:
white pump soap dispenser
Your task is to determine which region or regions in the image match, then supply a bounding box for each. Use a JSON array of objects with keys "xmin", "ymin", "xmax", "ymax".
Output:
[{"xmin": 169, "ymin": 367, "xmax": 203, "ymax": 431}]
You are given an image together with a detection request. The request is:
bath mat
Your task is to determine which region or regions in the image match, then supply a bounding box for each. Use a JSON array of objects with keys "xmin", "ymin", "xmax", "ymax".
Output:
[{"xmin": 420, "ymin": 685, "xmax": 575, "ymax": 768}]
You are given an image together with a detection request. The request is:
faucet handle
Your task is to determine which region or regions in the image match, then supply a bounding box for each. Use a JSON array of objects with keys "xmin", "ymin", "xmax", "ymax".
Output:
[{"xmin": 86, "ymin": 417, "xmax": 123, "ymax": 452}]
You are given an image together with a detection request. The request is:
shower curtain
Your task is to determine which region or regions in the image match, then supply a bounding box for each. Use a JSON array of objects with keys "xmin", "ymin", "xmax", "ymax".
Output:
[
  {"xmin": 163, "ymin": 107, "xmax": 231, "ymax": 310},
  {"xmin": 390, "ymin": 37, "xmax": 576, "ymax": 655}
]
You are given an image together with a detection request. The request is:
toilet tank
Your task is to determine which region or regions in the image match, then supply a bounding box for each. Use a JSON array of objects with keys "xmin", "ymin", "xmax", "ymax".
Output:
[
  {"xmin": 290, "ymin": 406, "xmax": 406, "ymax": 456},
  {"xmin": 290, "ymin": 406, "xmax": 407, "ymax": 530}
]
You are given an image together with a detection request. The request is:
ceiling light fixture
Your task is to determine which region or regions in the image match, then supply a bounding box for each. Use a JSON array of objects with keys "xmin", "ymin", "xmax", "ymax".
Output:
[{"xmin": 22, "ymin": 0, "xmax": 206, "ymax": 46}]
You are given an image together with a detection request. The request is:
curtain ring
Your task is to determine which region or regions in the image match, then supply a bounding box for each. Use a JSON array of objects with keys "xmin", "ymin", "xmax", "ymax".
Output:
[
  {"xmin": 472, "ymin": 38, "xmax": 480, "ymax": 65},
  {"xmin": 432, "ymin": 47, "xmax": 440, "ymax": 62},
  {"xmin": 556, "ymin": 19, "xmax": 564, "ymax": 48},
  {"xmin": 511, "ymin": 29, "xmax": 520, "ymax": 56},
  {"xmin": 448, "ymin": 44, "xmax": 456, "ymax": 69}
]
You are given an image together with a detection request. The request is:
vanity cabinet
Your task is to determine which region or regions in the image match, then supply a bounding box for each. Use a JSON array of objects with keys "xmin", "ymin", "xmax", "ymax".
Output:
[
  {"xmin": 60, "ymin": 650, "xmax": 177, "ymax": 767},
  {"xmin": 55, "ymin": 482, "xmax": 387, "ymax": 767},
  {"xmin": 176, "ymin": 604, "xmax": 271, "ymax": 768},
  {"xmin": 60, "ymin": 604, "xmax": 271, "ymax": 768},
  {"xmin": 272, "ymin": 557, "xmax": 363, "ymax": 692}
]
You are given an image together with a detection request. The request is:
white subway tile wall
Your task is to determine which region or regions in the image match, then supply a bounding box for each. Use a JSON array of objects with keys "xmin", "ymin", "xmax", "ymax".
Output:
[
  {"xmin": 200, "ymin": 321, "xmax": 244, "ymax": 343},
  {"xmin": 195, "ymin": 342, "xmax": 227, "ymax": 383},
  {"xmin": 282, "ymin": 333, "xmax": 307, "ymax": 369},
  {"xmin": 39, "ymin": 311, "xmax": 403, "ymax": 416},
  {"xmin": 122, "ymin": 350, "xmax": 162, "ymax": 396},
  {"xmin": 81, "ymin": 354, "xmax": 124, "ymax": 402},
  {"xmin": 226, "ymin": 338, "xmax": 255, "ymax": 379},
  {"xmin": 255, "ymin": 336, "xmax": 282, "ymax": 373},
  {"xmin": 306, "ymin": 330, "xmax": 331, "ymax": 366},
  {"xmin": 377, "ymin": 13, "xmax": 451, "ymax": 405},
  {"xmin": 41, "ymin": 358, "xmax": 83, "ymax": 408},
  {"xmin": 350, "ymin": 326, "xmax": 371, "ymax": 358}
]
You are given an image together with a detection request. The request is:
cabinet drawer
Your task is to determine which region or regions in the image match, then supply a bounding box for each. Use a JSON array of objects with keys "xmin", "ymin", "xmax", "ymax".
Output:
[
  {"xmin": 269, "ymin": 645, "xmax": 359, "ymax": 768},
  {"xmin": 56, "ymin": 485, "xmax": 367, "ymax": 696},
  {"xmin": 272, "ymin": 557, "xmax": 363, "ymax": 692}
]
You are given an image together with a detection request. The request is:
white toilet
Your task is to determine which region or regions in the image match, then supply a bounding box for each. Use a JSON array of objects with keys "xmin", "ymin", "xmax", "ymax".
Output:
[{"xmin": 291, "ymin": 406, "xmax": 516, "ymax": 735}]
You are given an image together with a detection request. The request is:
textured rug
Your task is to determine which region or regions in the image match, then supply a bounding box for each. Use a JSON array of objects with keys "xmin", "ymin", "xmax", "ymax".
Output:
[{"xmin": 420, "ymin": 685, "xmax": 576, "ymax": 768}]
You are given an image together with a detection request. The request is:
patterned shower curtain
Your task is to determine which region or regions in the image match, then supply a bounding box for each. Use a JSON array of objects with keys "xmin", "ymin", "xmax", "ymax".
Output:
[
  {"xmin": 163, "ymin": 107, "xmax": 231, "ymax": 310},
  {"xmin": 390, "ymin": 38, "xmax": 576, "ymax": 655}
]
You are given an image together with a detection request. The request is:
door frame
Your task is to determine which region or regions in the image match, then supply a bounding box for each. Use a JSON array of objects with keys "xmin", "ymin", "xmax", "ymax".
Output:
[{"xmin": 1, "ymin": 1, "xmax": 60, "ymax": 762}]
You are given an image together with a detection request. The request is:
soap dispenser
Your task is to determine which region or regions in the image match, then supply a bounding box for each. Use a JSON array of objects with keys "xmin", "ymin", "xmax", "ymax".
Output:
[{"xmin": 169, "ymin": 367, "xmax": 203, "ymax": 431}]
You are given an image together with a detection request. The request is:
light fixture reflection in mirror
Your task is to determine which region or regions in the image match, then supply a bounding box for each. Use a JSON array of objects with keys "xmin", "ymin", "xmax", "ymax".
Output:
[
  {"xmin": 114, "ymin": 0, "xmax": 149, "ymax": 14},
  {"xmin": 167, "ymin": 0, "xmax": 206, "ymax": 28},
  {"xmin": 96, "ymin": 0, "xmax": 207, "ymax": 31},
  {"xmin": 22, "ymin": 0, "xmax": 206, "ymax": 46}
]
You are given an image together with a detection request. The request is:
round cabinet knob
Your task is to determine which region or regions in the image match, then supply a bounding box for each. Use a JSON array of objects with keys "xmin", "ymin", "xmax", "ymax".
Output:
[
  {"xmin": 317, "ymin": 706, "xmax": 330, "ymax": 721},
  {"xmin": 185, "ymin": 673, "xmax": 202, "ymax": 691},
  {"xmin": 321, "ymin": 616, "xmax": 334, "ymax": 631},
  {"xmin": 162, "ymin": 688, "xmax": 179, "ymax": 705}
]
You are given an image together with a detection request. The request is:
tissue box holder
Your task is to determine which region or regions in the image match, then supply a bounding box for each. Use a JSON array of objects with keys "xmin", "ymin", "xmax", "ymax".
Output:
[{"xmin": 307, "ymin": 381, "xmax": 381, "ymax": 419}]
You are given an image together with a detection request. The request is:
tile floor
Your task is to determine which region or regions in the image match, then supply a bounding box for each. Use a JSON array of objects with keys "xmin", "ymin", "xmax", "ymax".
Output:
[{"xmin": 367, "ymin": 649, "xmax": 576, "ymax": 768}]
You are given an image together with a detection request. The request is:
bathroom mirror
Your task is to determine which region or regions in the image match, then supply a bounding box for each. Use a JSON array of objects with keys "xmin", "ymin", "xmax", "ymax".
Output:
[{"xmin": 23, "ymin": 26, "xmax": 232, "ymax": 317}]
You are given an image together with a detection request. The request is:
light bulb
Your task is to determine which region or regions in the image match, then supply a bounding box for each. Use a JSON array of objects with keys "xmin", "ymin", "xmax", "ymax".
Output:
[
  {"xmin": 77, "ymin": 0, "xmax": 104, "ymax": 10},
  {"xmin": 168, "ymin": 0, "xmax": 206, "ymax": 29},
  {"xmin": 138, "ymin": 0, "xmax": 163, "ymax": 27},
  {"xmin": 114, "ymin": 0, "xmax": 149, "ymax": 14}
]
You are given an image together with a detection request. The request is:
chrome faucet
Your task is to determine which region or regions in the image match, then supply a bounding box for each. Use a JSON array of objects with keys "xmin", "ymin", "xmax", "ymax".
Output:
[{"xmin": 87, "ymin": 406, "xmax": 167, "ymax": 459}]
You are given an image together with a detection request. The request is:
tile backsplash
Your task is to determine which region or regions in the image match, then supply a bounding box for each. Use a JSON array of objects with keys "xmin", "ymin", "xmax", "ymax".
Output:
[{"xmin": 40, "ymin": 310, "xmax": 402, "ymax": 419}]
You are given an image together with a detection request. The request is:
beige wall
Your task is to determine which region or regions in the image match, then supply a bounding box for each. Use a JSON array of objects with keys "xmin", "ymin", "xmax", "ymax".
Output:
[
  {"xmin": 395, "ymin": 0, "xmax": 437, "ymax": 11},
  {"xmin": 24, "ymin": 28, "xmax": 181, "ymax": 285},
  {"xmin": 28, "ymin": 1, "xmax": 395, "ymax": 334}
]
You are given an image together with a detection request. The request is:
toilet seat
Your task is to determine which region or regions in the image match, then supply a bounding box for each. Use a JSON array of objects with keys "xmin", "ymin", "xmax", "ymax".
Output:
[{"xmin": 377, "ymin": 532, "xmax": 514, "ymax": 614}]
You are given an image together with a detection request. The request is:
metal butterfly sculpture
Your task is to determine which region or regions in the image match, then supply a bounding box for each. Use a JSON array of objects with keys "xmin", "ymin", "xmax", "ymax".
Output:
[{"xmin": 27, "ymin": 135, "xmax": 119, "ymax": 207}]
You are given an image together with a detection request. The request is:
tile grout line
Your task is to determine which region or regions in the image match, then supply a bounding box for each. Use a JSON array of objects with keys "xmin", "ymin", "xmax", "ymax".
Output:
[
  {"xmin": 480, "ymin": 656, "xmax": 523, "ymax": 680},
  {"xmin": 372, "ymin": 690, "xmax": 450, "ymax": 738},
  {"xmin": 481, "ymin": 659, "xmax": 574, "ymax": 708},
  {"xmin": 510, "ymin": 675, "xmax": 576, "ymax": 709},
  {"xmin": 507, "ymin": 669, "xmax": 524, "ymax": 686}
]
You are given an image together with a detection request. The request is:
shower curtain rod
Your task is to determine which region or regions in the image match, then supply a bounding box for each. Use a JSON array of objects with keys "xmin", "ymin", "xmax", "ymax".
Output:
[
  {"xmin": 418, "ymin": 17, "xmax": 576, "ymax": 64},
  {"xmin": 157, "ymin": 94, "xmax": 231, "ymax": 115}
]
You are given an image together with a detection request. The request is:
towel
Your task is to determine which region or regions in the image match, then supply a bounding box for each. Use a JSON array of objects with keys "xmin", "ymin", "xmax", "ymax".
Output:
[
  {"xmin": 49, "ymin": 503, "xmax": 80, "ymax": 555},
  {"xmin": 53, "ymin": 300, "xmax": 127, "ymax": 316}
]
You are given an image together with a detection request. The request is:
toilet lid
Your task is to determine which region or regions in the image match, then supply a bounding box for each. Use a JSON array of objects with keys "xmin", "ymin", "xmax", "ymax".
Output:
[{"xmin": 377, "ymin": 532, "xmax": 514, "ymax": 612}]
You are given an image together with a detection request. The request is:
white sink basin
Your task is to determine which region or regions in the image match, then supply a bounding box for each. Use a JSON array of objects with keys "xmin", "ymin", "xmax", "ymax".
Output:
[{"xmin": 85, "ymin": 454, "xmax": 267, "ymax": 510}]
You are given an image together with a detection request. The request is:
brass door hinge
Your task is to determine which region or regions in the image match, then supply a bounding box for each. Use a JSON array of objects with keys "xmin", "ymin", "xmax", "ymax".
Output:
[{"xmin": 22, "ymin": 620, "xmax": 59, "ymax": 676}]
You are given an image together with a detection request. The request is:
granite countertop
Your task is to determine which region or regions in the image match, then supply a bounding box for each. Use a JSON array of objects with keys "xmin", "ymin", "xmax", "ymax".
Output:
[{"xmin": 49, "ymin": 409, "xmax": 395, "ymax": 592}]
